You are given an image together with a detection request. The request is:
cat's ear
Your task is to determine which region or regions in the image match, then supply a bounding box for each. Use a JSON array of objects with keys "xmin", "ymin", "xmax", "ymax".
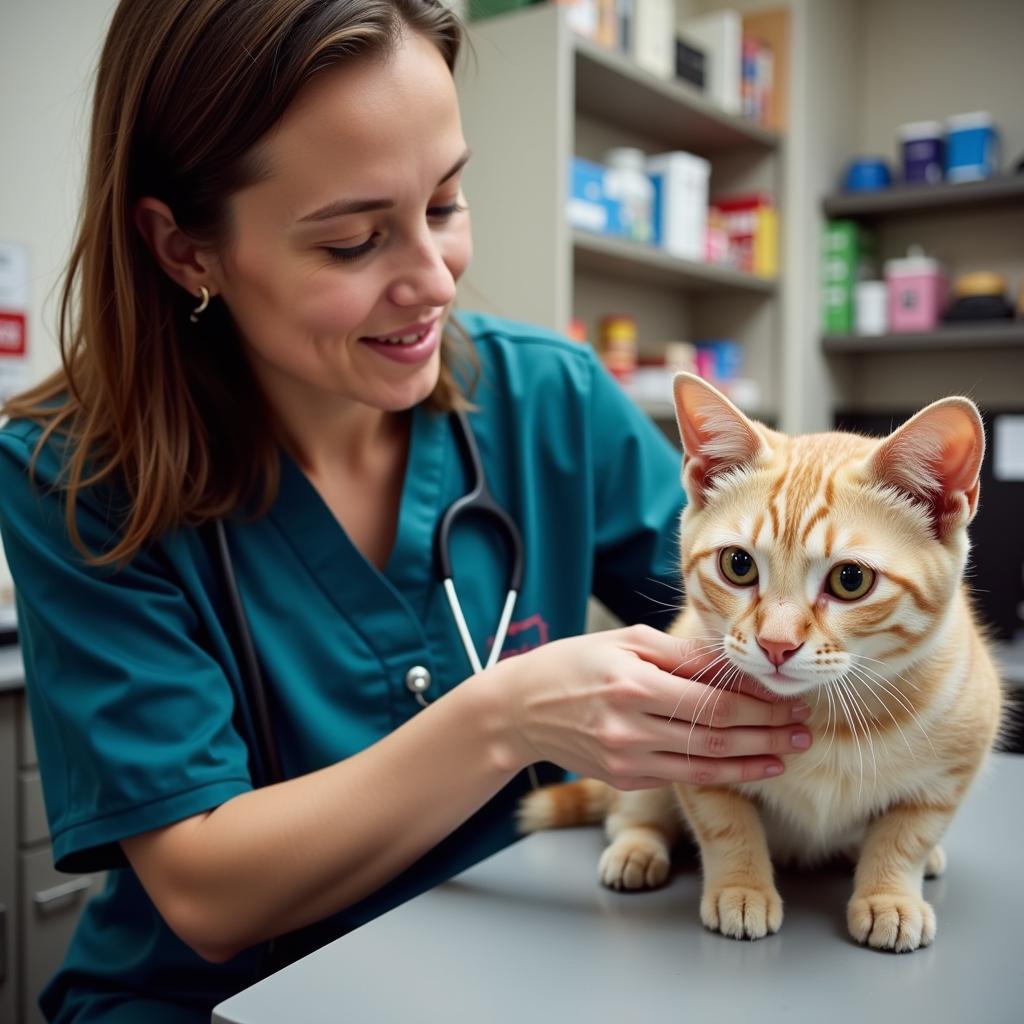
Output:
[
  {"xmin": 868, "ymin": 397, "xmax": 985, "ymax": 540},
  {"xmin": 673, "ymin": 372, "xmax": 766, "ymax": 508}
]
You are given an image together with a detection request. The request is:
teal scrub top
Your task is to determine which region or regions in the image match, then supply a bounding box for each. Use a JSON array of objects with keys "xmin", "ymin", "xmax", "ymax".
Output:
[{"xmin": 0, "ymin": 312, "xmax": 685, "ymax": 1023}]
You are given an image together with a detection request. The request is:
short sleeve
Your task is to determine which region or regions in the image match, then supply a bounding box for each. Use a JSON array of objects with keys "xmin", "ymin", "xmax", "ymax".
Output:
[
  {"xmin": 587, "ymin": 358, "xmax": 686, "ymax": 628},
  {"xmin": 0, "ymin": 425, "xmax": 252, "ymax": 873}
]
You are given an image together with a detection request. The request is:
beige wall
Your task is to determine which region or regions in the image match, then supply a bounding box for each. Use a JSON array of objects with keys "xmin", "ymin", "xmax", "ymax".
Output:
[{"xmin": 0, "ymin": 0, "xmax": 119, "ymax": 586}]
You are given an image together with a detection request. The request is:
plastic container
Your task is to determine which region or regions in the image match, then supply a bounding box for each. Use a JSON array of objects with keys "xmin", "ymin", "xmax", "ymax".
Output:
[
  {"xmin": 646, "ymin": 151, "xmax": 710, "ymax": 261},
  {"xmin": 899, "ymin": 121, "xmax": 944, "ymax": 184},
  {"xmin": 855, "ymin": 280, "xmax": 888, "ymax": 335},
  {"xmin": 885, "ymin": 246, "xmax": 948, "ymax": 332},
  {"xmin": 945, "ymin": 111, "xmax": 999, "ymax": 183},
  {"xmin": 843, "ymin": 157, "xmax": 892, "ymax": 192},
  {"xmin": 603, "ymin": 148, "xmax": 654, "ymax": 244}
]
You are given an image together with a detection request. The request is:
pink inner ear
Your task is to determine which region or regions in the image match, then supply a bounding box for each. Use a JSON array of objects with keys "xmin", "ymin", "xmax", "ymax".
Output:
[
  {"xmin": 872, "ymin": 401, "xmax": 984, "ymax": 538},
  {"xmin": 673, "ymin": 374, "xmax": 763, "ymax": 505}
]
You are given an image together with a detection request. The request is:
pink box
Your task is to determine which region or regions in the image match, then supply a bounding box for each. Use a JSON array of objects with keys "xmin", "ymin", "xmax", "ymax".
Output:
[{"xmin": 885, "ymin": 250, "xmax": 948, "ymax": 332}]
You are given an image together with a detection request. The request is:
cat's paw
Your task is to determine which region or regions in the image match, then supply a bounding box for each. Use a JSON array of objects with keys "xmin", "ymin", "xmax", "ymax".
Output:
[
  {"xmin": 701, "ymin": 883, "xmax": 783, "ymax": 940},
  {"xmin": 847, "ymin": 890, "xmax": 936, "ymax": 952},
  {"xmin": 924, "ymin": 845, "xmax": 946, "ymax": 879},
  {"xmin": 598, "ymin": 837, "xmax": 670, "ymax": 891}
]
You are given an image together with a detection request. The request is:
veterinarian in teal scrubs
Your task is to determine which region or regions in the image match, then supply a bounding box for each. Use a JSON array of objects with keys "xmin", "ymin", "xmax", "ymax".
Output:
[{"xmin": 0, "ymin": 3, "xmax": 802, "ymax": 1021}]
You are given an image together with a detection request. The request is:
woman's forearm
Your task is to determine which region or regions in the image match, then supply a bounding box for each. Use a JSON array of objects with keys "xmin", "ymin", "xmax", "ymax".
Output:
[{"xmin": 125, "ymin": 670, "xmax": 528, "ymax": 961}]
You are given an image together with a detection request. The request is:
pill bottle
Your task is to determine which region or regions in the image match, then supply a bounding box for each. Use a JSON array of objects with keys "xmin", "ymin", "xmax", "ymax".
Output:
[
  {"xmin": 603, "ymin": 148, "xmax": 654, "ymax": 245},
  {"xmin": 598, "ymin": 314, "xmax": 638, "ymax": 381}
]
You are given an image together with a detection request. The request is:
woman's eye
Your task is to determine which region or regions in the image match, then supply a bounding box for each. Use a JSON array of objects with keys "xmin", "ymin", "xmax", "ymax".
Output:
[
  {"xmin": 827, "ymin": 563, "xmax": 875, "ymax": 600},
  {"xmin": 427, "ymin": 201, "xmax": 466, "ymax": 219},
  {"xmin": 720, "ymin": 546, "xmax": 759, "ymax": 586},
  {"xmin": 325, "ymin": 236, "xmax": 378, "ymax": 262}
]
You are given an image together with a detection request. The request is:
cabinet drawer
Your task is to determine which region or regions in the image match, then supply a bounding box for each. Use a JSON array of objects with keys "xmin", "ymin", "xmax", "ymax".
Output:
[
  {"xmin": 18, "ymin": 692, "xmax": 37, "ymax": 769},
  {"xmin": 19, "ymin": 770, "xmax": 48, "ymax": 847},
  {"xmin": 20, "ymin": 848, "xmax": 103, "ymax": 1024}
]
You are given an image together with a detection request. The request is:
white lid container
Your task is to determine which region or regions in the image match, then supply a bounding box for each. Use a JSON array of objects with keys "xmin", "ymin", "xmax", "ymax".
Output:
[
  {"xmin": 899, "ymin": 120, "xmax": 944, "ymax": 141},
  {"xmin": 885, "ymin": 245, "xmax": 943, "ymax": 277},
  {"xmin": 946, "ymin": 111, "xmax": 994, "ymax": 132}
]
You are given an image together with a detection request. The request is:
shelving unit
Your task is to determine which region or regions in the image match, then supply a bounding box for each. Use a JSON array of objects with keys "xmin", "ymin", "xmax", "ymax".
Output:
[
  {"xmin": 820, "ymin": 173, "xmax": 1024, "ymax": 411},
  {"xmin": 823, "ymin": 176, "xmax": 1024, "ymax": 220},
  {"xmin": 572, "ymin": 231, "xmax": 777, "ymax": 294},
  {"xmin": 823, "ymin": 322, "xmax": 1024, "ymax": 354},
  {"xmin": 454, "ymin": 3, "xmax": 784, "ymax": 424}
]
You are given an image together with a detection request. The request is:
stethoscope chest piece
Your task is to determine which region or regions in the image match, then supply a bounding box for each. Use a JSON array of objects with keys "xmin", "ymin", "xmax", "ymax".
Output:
[{"xmin": 405, "ymin": 665, "xmax": 432, "ymax": 708}]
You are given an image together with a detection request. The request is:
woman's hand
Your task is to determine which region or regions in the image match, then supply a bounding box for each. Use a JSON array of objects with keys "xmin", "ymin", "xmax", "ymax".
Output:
[{"xmin": 480, "ymin": 624, "xmax": 812, "ymax": 789}]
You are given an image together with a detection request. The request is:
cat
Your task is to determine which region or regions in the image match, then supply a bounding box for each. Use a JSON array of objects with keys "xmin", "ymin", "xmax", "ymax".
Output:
[{"xmin": 519, "ymin": 372, "xmax": 1004, "ymax": 953}]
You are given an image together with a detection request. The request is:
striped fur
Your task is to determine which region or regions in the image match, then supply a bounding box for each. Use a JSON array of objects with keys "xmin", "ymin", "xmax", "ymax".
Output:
[{"xmin": 520, "ymin": 375, "xmax": 1004, "ymax": 952}]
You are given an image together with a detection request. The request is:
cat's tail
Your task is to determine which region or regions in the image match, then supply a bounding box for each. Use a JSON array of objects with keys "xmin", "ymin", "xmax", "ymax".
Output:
[{"xmin": 516, "ymin": 778, "xmax": 616, "ymax": 834}]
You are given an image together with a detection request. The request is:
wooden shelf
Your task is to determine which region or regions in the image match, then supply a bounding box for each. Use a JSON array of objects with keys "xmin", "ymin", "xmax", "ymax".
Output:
[
  {"xmin": 822, "ymin": 176, "xmax": 1024, "ymax": 220},
  {"xmin": 822, "ymin": 322, "xmax": 1024, "ymax": 354},
  {"xmin": 573, "ymin": 34, "xmax": 779, "ymax": 154},
  {"xmin": 573, "ymin": 231, "xmax": 777, "ymax": 294}
]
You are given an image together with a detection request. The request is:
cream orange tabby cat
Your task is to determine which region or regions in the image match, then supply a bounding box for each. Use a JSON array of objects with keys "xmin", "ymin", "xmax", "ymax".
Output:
[{"xmin": 520, "ymin": 373, "xmax": 1003, "ymax": 953}]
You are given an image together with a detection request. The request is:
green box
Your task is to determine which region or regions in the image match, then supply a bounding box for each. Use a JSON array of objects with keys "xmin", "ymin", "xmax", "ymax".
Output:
[
  {"xmin": 821, "ymin": 219, "xmax": 876, "ymax": 334},
  {"xmin": 467, "ymin": 0, "xmax": 539, "ymax": 20}
]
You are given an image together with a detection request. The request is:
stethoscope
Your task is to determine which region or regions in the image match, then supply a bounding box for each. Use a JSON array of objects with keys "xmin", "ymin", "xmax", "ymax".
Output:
[{"xmin": 212, "ymin": 409, "xmax": 535, "ymax": 791}]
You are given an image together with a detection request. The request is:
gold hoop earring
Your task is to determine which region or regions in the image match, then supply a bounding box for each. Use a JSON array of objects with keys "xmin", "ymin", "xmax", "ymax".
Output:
[{"xmin": 189, "ymin": 285, "xmax": 211, "ymax": 323}]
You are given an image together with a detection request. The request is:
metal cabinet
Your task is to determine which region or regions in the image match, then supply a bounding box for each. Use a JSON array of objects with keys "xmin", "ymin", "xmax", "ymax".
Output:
[{"xmin": 0, "ymin": 684, "xmax": 103, "ymax": 1024}]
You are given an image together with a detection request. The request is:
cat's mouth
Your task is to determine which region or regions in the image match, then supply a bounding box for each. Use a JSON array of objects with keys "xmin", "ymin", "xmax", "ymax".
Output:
[{"xmin": 755, "ymin": 668, "xmax": 814, "ymax": 696}]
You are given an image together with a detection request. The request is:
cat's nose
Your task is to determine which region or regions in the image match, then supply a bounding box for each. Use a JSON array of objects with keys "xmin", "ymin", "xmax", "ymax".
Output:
[{"xmin": 757, "ymin": 638, "xmax": 804, "ymax": 667}]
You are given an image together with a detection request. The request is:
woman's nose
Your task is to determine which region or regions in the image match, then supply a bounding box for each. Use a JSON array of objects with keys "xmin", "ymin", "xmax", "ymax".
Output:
[{"xmin": 388, "ymin": 234, "xmax": 457, "ymax": 309}]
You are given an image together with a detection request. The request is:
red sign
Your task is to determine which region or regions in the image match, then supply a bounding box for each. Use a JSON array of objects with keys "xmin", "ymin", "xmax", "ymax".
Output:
[{"xmin": 0, "ymin": 312, "xmax": 26, "ymax": 356}]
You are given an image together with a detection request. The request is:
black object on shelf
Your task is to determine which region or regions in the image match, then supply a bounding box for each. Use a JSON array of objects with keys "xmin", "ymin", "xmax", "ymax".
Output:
[
  {"xmin": 943, "ymin": 295, "xmax": 1015, "ymax": 322},
  {"xmin": 675, "ymin": 38, "xmax": 706, "ymax": 89}
]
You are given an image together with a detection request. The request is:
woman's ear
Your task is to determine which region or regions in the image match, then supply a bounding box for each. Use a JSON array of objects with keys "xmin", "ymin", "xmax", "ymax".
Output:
[
  {"xmin": 133, "ymin": 197, "xmax": 218, "ymax": 298},
  {"xmin": 672, "ymin": 372, "xmax": 767, "ymax": 508}
]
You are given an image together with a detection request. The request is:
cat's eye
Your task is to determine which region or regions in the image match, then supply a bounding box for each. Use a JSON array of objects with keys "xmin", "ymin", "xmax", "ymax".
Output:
[
  {"xmin": 827, "ymin": 562, "xmax": 875, "ymax": 601},
  {"xmin": 720, "ymin": 546, "xmax": 759, "ymax": 586}
]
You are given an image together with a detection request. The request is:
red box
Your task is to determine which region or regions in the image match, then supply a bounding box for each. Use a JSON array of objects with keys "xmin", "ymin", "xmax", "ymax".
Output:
[{"xmin": 0, "ymin": 311, "xmax": 27, "ymax": 356}]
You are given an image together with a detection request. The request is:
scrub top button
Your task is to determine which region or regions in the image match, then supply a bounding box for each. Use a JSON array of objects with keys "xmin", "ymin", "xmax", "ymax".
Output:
[{"xmin": 405, "ymin": 665, "xmax": 432, "ymax": 707}]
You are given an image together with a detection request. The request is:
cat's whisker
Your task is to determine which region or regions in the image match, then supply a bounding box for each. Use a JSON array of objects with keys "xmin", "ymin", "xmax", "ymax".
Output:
[
  {"xmin": 839, "ymin": 675, "xmax": 879, "ymax": 796},
  {"xmin": 684, "ymin": 654, "xmax": 738, "ymax": 755},
  {"xmin": 644, "ymin": 576, "xmax": 686, "ymax": 596},
  {"xmin": 633, "ymin": 592, "xmax": 682, "ymax": 613},
  {"xmin": 830, "ymin": 680, "xmax": 865, "ymax": 797},
  {"xmin": 844, "ymin": 666, "xmax": 916, "ymax": 760},
  {"xmin": 849, "ymin": 653, "xmax": 920, "ymax": 692},
  {"xmin": 666, "ymin": 650, "xmax": 728, "ymax": 726},
  {"xmin": 808, "ymin": 684, "xmax": 840, "ymax": 771},
  {"xmin": 844, "ymin": 661, "xmax": 937, "ymax": 758}
]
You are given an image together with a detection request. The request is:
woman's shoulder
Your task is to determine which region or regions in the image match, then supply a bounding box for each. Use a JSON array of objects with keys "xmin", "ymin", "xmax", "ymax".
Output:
[
  {"xmin": 457, "ymin": 310, "xmax": 589, "ymax": 356},
  {"xmin": 0, "ymin": 414, "xmax": 70, "ymax": 484},
  {"xmin": 456, "ymin": 310, "xmax": 599, "ymax": 389}
]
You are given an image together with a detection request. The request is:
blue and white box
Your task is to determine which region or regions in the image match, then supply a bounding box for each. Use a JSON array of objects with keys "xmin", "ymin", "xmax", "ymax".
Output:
[
  {"xmin": 646, "ymin": 151, "xmax": 710, "ymax": 262},
  {"xmin": 568, "ymin": 156, "xmax": 623, "ymax": 236},
  {"xmin": 945, "ymin": 111, "xmax": 1000, "ymax": 183}
]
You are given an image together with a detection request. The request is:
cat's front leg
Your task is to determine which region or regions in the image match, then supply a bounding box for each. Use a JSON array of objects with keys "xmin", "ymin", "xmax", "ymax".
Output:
[
  {"xmin": 674, "ymin": 784, "xmax": 782, "ymax": 940},
  {"xmin": 848, "ymin": 802, "xmax": 955, "ymax": 952},
  {"xmin": 599, "ymin": 786, "xmax": 682, "ymax": 891}
]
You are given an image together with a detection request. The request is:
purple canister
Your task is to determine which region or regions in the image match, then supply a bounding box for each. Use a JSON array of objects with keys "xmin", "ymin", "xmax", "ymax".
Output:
[{"xmin": 900, "ymin": 121, "xmax": 944, "ymax": 184}]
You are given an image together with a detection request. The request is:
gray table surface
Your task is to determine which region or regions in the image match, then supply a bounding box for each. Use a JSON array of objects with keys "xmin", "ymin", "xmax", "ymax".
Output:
[{"xmin": 213, "ymin": 752, "xmax": 1024, "ymax": 1024}]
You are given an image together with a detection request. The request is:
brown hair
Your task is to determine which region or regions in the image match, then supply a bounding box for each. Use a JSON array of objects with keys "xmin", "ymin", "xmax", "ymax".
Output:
[{"xmin": 2, "ymin": 0, "xmax": 474, "ymax": 566}]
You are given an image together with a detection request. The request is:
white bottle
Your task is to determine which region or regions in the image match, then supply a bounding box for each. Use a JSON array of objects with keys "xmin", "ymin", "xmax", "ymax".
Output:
[{"xmin": 604, "ymin": 147, "xmax": 654, "ymax": 245}]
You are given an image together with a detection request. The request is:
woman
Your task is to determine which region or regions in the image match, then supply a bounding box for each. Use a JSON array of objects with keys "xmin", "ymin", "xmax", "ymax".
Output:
[{"xmin": 0, "ymin": 1, "xmax": 812, "ymax": 1020}]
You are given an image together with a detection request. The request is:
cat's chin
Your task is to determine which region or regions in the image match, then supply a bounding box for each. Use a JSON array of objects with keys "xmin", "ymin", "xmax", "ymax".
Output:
[{"xmin": 753, "ymin": 671, "xmax": 819, "ymax": 698}]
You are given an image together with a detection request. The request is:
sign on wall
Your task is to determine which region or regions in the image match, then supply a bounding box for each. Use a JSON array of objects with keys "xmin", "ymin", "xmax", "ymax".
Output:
[{"xmin": 0, "ymin": 241, "xmax": 30, "ymax": 403}]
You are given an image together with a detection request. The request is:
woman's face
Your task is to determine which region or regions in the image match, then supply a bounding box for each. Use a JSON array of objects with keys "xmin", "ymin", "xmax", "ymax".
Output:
[{"xmin": 210, "ymin": 30, "xmax": 472, "ymax": 416}]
